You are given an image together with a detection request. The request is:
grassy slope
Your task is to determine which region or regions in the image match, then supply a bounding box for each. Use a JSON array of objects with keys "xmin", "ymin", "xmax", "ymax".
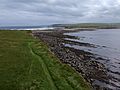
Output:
[{"xmin": 0, "ymin": 30, "xmax": 91, "ymax": 90}]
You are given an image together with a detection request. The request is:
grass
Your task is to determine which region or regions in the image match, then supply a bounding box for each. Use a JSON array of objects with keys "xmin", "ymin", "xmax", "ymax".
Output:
[{"xmin": 0, "ymin": 30, "xmax": 91, "ymax": 90}]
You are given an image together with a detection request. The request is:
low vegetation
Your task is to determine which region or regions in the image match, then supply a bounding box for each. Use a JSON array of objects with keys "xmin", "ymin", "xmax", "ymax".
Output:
[
  {"xmin": 0, "ymin": 30, "xmax": 91, "ymax": 90},
  {"xmin": 52, "ymin": 23, "xmax": 120, "ymax": 29}
]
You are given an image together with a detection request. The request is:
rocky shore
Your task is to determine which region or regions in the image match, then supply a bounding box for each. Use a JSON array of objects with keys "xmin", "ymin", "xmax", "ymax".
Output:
[{"xmin": 32, "ymin": 29, "xmax": 110, "ymax": 90}]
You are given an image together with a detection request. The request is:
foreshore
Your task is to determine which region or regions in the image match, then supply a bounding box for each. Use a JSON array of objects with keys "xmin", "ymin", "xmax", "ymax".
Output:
[{"xmin": 32, "ymin": 29, "xmax": 110, "ymax": 90}]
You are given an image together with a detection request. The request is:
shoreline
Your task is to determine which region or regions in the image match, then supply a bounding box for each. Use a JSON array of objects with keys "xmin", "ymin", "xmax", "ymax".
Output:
[{"xmin": 32, "ymin": 29, "xmax": 110, "ymax": 89}]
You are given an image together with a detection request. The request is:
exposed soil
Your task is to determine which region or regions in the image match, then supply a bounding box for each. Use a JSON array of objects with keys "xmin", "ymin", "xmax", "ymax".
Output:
[{"xmin": 32, "ymin": 29, "xmax": 111, "ymax": 90}]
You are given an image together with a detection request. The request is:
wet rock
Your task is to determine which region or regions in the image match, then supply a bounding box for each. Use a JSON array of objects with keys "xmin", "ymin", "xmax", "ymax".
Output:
[{"xmin": 32, "ymin": 30, "xmax": 110, "ymax": 90}]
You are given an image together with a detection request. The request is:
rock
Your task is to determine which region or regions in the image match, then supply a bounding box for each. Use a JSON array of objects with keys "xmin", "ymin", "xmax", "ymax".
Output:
[{"xmin": 33, "ymin": 30, "xmax": 109, "ymax": 90}]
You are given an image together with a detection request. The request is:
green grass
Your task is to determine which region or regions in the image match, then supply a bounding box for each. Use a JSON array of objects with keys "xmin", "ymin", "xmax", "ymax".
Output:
[{"xmin": 0, "ymin": 30, "xmax": 91, "ymax": 90}]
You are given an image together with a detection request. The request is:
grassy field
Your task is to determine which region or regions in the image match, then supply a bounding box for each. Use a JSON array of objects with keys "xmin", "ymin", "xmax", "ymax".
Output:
[{"xmin": 0, "ymin": 30, "xmax": 91, "ymax": 90}]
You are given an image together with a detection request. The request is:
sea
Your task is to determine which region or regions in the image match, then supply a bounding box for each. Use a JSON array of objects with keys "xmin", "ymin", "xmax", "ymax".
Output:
[
  {"xmin": 0, "ymin": 25, "xmax": 54, "ymax": 30},
  {"xmin": 64, "ymin": 29, "xmax": 120, "ymax": 89}
]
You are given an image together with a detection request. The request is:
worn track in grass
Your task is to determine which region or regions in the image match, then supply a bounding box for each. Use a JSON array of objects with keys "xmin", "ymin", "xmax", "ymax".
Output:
[{"xmin": 0, "ymin": 30, "xmax": 91, "ymax": 90}]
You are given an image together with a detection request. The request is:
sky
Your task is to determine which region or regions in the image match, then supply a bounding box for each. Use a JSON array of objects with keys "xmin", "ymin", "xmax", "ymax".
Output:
[{"xmin": 0, "ymin": 0, "xmax": 120, "ymax": 26}]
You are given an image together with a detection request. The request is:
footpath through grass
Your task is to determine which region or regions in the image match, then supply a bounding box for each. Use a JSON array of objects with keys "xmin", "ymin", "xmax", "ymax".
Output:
[{"xmin": 0, "ymin": 30, "xmax": 91, "ymax": 90}]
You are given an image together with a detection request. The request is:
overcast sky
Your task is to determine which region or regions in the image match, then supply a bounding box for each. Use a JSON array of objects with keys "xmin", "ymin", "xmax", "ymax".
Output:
[{"xmin": 0, "ymin": 0, "xmax": 120, "ymax": 26}]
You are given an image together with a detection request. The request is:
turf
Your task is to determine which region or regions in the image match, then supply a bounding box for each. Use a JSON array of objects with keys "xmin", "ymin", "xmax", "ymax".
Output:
[{"xmin": 0, "ymin": 30, "xmax": 91, "ymax": 90}]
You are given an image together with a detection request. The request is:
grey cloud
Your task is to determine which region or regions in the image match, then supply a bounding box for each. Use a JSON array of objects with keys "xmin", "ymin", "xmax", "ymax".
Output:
[{"xmin": 0, "ymin": 0, "xmax": 120, "ymax": 26}]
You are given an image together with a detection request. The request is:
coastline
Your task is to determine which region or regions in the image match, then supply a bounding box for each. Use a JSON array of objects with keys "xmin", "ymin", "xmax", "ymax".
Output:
[{"xmin": 32, "ymin": 29, "xmax": 110, "ymax": 90}]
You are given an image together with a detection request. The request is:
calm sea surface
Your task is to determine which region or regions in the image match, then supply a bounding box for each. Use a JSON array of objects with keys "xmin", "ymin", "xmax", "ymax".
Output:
[
  {"xmin": 0, "ymin": 26, "xmax": 53, "ymax": 30},
  {"xmin": 65, "ymin": 29, "xmax": 120, "ymax": 89}
]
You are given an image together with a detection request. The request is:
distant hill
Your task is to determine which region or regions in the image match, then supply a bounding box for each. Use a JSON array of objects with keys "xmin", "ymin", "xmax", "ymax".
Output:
[{"xmin": 52, "ymin": 23, "xmax": 120, "ymax": 29}]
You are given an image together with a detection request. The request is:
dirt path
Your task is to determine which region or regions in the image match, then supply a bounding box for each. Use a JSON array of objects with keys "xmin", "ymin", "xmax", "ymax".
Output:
[{"xmin": 28, "ymin": 42, "xmax": 58, "ymax": 90}]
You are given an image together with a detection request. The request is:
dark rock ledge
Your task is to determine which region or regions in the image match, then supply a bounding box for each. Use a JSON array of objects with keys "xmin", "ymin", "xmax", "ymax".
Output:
[{"xmin": 32, "ymin": 29, "xmax": 109, "ymax": 90}]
